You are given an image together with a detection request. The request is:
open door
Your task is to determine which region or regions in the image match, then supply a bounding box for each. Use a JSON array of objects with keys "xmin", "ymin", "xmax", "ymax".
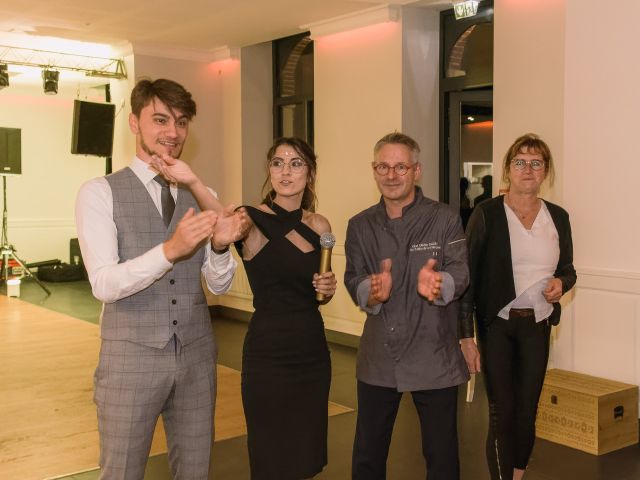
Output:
[{"xmin": 448, "ymin": 89, "xmax": 493, "ymax": 229}]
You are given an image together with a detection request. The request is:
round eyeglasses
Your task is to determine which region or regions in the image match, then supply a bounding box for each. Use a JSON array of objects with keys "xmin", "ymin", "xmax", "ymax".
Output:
[
  {"xmin": 372, "ymin": 162, "xmax": 417, "ymax": 176},
  {"xmin": 269, "ymin": 158, "xmax": 307, "ymax": 173},
  {"xmin": 511, "ymin": 159, "xmax": 545, "ymax": 171}
]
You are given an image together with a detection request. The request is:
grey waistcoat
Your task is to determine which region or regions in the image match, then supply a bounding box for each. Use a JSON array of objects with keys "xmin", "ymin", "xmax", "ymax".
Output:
[{"xmin": 101, "ymin": 167, "xmax": 211, "ymax": 348}]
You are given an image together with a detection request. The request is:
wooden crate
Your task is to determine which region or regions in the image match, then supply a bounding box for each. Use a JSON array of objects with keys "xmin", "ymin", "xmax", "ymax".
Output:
[{"xmin": 536, "ymin": 369, "xmax": 639, "ymax": 455}]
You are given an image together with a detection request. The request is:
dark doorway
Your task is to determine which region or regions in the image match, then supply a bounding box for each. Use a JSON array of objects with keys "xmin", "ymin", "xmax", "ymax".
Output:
[
  {"xmin": 439, "ymin": 1, "xmax": 494, "ymax": 228},
  {"xmin": 448, "ymin": 89, "xmax": 493, "ymax": 211}
]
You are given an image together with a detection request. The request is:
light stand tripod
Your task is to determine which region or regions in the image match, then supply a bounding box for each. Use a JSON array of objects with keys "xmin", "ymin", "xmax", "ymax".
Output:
[{"xmin": 1, "ymin": 176, "xmax": 51, "ymax": 295}]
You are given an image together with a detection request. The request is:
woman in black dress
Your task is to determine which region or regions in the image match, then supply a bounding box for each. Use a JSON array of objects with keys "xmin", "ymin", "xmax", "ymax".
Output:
[
  {"xmin": 150, "ymin": 137, "xmax": 336, "ymax": 479},
  {"xmin": 236, "ymin": 137, "xmax": 336, "ymax": 479}
]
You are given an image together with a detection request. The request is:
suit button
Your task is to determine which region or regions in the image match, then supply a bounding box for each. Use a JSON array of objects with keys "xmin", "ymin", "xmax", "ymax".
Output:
[
  {"xmin": 173, "ymin": 320, "xmax": 177, "ymax": 325},
  {"xmin": 170, "ymin": 279, "xmax": 175, "ymax": 285},
  {"xmin": 171, "ymin": 299, "xmax": 177, "ymax": 305}
]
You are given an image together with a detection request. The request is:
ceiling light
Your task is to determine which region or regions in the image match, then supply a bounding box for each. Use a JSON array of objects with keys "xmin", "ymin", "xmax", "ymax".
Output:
[
  {"xmin": 453, "ymin": 0, "xmax": 480, "ymax": 20},
  {"xmin": 0, "ymin": 64, "xmax": 8, "ymax": 89},
  {"xmin": 467, "ymin": 116, "xmax": 475, "ymax": 122},
  {"xmin": 42, "ymin": 69, "xmax": 59, "ymax": 95}
]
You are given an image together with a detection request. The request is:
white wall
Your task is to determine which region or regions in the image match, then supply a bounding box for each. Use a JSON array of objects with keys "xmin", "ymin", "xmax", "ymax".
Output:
[
  {"xmin": 313, "ymin": 20, "xmax": 404, "ymax": 334},
  {"xmin": 213, "ymin": 46, "xmax": 272, "ymax": 311},
  {"xmin": 108, "ymin": 53, "xmax": 137, "ymax": 173},
  {"xmin": 402, "ymin": 6, "xmax": 440, "ymax": 199},
  {"xmin": 218, "ymin": 60, "xmax": 243, "ymax": 207},
  {"xmin": 555, "ymin": 0, "xmax": 640, "ymax": 386},
  {"xmin": 0, "ymin": 82, "xmax": 112, "ymax": 264},
  {"xmin": 493, "ymin": 0, "xmax": 565, "ymax": 202},
  {"xmin": 132, "ymin": 54, "xmax": 236, "ymax": 202},
  {"xmin": 240, "ymin": 42, "xmax": 273, "ymax": 208},
  {"xmin": 495, "ymin": 0, "xmax": 640, "ymax": 390}
]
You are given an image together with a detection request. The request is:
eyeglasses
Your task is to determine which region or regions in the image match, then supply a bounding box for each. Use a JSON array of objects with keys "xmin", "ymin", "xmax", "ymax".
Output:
[
  {"xmin": 269, "ymin": 158, "xmax": 307, "ymax": 173},
  {"xmin": 372, "ymin": 162, "xmax": 417, "ymax": 176},
  {"xmin": 511, "ymin": 158, "xmax": 545, "ymax": 171}
]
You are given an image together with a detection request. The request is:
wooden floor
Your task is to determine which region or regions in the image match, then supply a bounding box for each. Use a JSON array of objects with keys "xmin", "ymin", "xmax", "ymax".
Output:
[{"xmin": 0, "ymin": 296, "xmax": 351, "ymax": 480}]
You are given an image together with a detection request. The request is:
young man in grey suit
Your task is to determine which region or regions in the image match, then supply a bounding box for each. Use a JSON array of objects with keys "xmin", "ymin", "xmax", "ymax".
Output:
[
  {"xmin": 76, "ymin": 78, "xmax": 246, "ymax": 479},
  {"xmin": 344, "ymin": 132, "xmax": 478, "ymax": 480}
]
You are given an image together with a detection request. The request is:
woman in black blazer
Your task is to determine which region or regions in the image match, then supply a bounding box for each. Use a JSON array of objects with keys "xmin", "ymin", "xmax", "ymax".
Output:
[{"xmin": 460, "ymin": 133, "xmax": 576, "ymax": 480}]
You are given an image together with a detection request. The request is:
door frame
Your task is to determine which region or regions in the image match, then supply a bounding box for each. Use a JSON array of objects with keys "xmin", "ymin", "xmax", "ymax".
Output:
[{"xmin": 438, "ymin": 1, "xmax": 494, "ymax": 204}]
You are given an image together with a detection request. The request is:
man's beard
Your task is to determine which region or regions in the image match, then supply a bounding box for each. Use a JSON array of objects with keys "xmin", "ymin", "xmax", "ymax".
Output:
[{"xmin": 140, "ymin": 136, "xmax": 183, "ymax": 159}]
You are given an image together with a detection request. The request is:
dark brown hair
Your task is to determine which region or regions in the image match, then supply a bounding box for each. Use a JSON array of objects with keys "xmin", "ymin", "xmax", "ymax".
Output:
[
  {"xmin": 262, "ymin": 137, "xmax": 317, "ymax": 212},
  {"xmin": 502, "ymin": 133, "xmax": 555, "ymax": 185},
  {"xmin": 130, "ymin": 78, "xmax": 197, "ymax": 119}
]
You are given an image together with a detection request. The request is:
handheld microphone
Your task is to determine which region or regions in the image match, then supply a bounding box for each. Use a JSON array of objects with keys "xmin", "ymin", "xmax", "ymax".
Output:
[{"xmin": 316, "ymin": 232, "xmax": 336, "ymax": 302}]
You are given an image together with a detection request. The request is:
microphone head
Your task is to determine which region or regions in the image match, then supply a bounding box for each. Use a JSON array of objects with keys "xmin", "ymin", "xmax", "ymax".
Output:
[{"xmin": 319, "ymin": 232, "xmax": 336, "ymax": 249}]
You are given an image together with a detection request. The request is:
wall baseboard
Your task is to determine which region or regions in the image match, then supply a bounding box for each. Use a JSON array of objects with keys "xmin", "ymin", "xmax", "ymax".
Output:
[{"xmin": 209, "ymin": 305, "xmax": 360, "ymax": 349}]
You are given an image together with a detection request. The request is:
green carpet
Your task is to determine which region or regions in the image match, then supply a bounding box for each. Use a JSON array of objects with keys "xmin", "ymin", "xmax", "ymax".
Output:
[{"xmin": 4, "ymin": 277, "xmax": 101, "ymax": 324}]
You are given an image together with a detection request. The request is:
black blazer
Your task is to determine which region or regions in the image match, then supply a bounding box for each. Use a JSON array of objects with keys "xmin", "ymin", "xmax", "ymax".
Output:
[{"xmin": 459, "ymin": 195, "xmax": 576, "ymax": 338}]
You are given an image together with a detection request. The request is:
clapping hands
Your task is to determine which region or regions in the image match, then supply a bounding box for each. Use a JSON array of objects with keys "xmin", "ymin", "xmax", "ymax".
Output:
[
  {"xmin": 212, "ymin": 206, "xmax": 250, "ymax": 251},
  {"xmin": 369, "ymin": 259, "xmax": 392, "ymax": 305},
  {"xmin": 417, "ymin": 258, "xmax": 442, "ymax": 302}
]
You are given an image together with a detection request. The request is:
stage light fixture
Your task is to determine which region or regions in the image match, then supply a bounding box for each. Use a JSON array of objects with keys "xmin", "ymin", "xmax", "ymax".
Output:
[
  {"xmin": 0, "ymin": 64, "xmax": 8, "ymax": 89},
  {"xmin": 452, "ymin": 0, "xmax": 480, "ymax": 20},
  {"xmin": 42, "ymin": 69, "xmax": 60, "ymax": 95}
]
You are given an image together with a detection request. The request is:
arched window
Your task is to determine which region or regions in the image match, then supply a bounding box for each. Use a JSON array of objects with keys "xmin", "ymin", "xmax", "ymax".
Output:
[
  {"xmin": 446, "ymin": 22, "xmax": 493, "ymax": 83},
  {"xmin": 273, "ymin": 33, "xmax": 314, "ymax": 145}
]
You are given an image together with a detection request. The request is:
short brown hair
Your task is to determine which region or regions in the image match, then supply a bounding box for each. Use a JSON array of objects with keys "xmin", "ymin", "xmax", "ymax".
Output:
[
  {"xmin": 373, "ymin": 132, "xmax": 420, "ymax": 163},
  {"xmin": 130, "ymin": 78, "xmax": 196, "ymax": 119},
  {"xmin": 502, "ymin": 133, "xmax": 555, "ymax": 185}
]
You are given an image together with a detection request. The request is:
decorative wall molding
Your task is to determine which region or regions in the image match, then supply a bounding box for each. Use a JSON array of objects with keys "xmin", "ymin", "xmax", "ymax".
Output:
[
  {"xmin": 321, "ymin": 313, "xmax": 364, "ymax": 337},
  {"xmin": 7, "ymin": 218, "xmax": 75, "ymax": 230},
  {"xmin": 576, "ymin": 267, "xmax": 640, "ymax": 295},
  {"xmin": 302, "ymin": 5, "xmax": 401, "ymax": 39},
  {"xmin": 129, "ymin": 42, "xmax": 240, "ymax": 63},
  {"xmin": 215, "ymin": 263, "xmax": 640, "ymax": 340},
  {"xmin": 551, "ymin": 265, "xmax": 640, "ymax": 413}
]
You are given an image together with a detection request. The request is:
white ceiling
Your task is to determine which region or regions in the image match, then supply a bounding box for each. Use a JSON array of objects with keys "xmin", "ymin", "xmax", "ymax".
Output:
[{"xmin": 0, "ymin": 0, "xmax": 449, "ymax": 53}]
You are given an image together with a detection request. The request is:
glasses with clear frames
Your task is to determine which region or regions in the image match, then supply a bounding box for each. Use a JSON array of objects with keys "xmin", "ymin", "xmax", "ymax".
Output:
[{"xmin": 269, "ymin": 158, "xmax": 307, "ymax": 173}]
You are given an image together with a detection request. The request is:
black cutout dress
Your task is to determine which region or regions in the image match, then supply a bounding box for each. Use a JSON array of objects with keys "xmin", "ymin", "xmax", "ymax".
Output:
[{"xmin": 236, "ymin": 202, "xmax": 331, "ymax": 479}]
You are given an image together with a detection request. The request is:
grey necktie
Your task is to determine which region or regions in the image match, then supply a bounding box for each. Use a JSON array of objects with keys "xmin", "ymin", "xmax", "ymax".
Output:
[{"xmin": 153, "ymin": 175, "xmax": 175, "ymax": 228}]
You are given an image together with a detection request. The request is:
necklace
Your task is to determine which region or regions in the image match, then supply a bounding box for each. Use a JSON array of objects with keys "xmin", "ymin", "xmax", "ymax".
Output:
[{"xmin": 506, "ymin": 194, "xmax": 539, "ymax": 220}]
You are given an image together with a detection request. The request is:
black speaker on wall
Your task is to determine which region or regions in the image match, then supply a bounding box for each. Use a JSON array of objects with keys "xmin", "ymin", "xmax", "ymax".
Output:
[
  {"xmin": 71, "ymin": 100, "xmax": 115, "ymax": 157},
  {"xmin": 0, "ymin": 127, "xmax": 21, "ymax": 175}
]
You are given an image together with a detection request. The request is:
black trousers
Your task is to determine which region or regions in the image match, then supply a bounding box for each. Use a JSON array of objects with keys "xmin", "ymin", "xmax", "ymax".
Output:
[
  {"xmin": 352, "ymin": 380, "xmax": 460, "ymax": 480},
  {"xmin": 479, "ymin": 314, "xmax": 551, "ymax": 480}
]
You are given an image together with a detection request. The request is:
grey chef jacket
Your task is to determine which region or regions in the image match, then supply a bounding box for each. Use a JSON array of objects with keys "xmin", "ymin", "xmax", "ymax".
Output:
[{"xmin": 344, "ymin": 187, "xmax": 470, "ymax": 392}]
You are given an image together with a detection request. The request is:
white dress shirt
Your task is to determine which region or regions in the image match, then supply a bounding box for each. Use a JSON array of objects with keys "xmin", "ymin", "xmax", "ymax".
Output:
[
  {"xmin": 498, "ymin": 201, "xmax": 560, "ymax": 322},
  {"xmin": 75, "ymin": 156, "xmax": 237, "ymax": 303}
]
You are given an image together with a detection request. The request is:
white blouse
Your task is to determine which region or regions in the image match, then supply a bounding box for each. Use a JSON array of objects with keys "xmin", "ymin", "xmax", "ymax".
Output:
[{"xmin": 498, "ymin": 201, "xmax": 560, "ymax": 322}]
